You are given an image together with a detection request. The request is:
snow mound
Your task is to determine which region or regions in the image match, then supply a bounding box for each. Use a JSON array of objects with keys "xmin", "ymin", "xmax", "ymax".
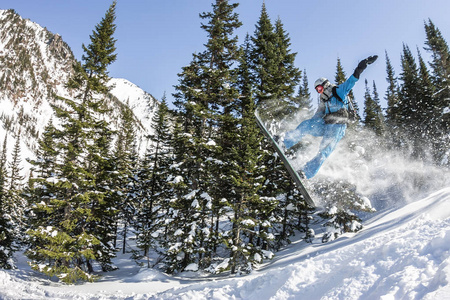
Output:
[{"xmin": 1, "ymin": 187, "xmax": 450, "ymax": 299}]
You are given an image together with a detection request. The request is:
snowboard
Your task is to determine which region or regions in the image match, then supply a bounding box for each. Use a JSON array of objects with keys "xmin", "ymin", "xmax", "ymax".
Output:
[{"xmin": 255, "ymin": 108, "xmax": 316, "ymax": 207}]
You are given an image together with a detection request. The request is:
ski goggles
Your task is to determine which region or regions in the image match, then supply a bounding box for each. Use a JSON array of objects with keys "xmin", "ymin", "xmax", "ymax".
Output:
[{"xmin": 315, "ymin": 79, "xmax": 329, "ymax": 94}]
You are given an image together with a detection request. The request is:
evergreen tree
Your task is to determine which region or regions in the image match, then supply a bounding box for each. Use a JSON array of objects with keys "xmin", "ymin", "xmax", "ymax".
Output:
[
  {"xmin": 6, "ymin": 131, "xmax": 25, "ymax": 229},
  {"xmin": 250, "ymin": 4, "xmax": 301, "ymax": 117},
  {"xmin": 363, "ymin": 80, "xmax": 384, "ymax": 136},
  {"xmin": 111, "ymin": 104, "xmax": 138, "ymax": 255},
  {"xmin": 226, "ymin": 38, "xmax": 277, "ymax": 274},
  {"xmin": 79, "ymin": 1, "xmax": 119, "ymax": 271},
  {"xmin": 416, "ymin": 48, "xmax": 436, "ymax": 161},
  {"xmin": 424, "ymin": 19, "xmax": 450, "ymax": 165},
  {"xmin": 273, "ymin": 17, "xmax": 302, "ymax": 100},
  {"xmin": 398, "ymin": 43, "xmax": 422, "ymax": 157},
  {"xmin": 24, "ymin": 121, "xmax": 62, "ymax": 265},
  {"xmin": 384, "ymin": 51, "xmax": 400, "ymax": 127},
  {"xmin": 371, "ymin": 81, "xmax": 385, "ymax": 136},
  {"xmin": 0, "ymin": 135, "xmax": 15, "ymax": 269},
  {"xmin": 250, "ymin": 3, "xmax": 277, "ymax": 105},
  {"xmin": 26, "ymin": 1, "xmax": 118, "ymax": 283},
  {"xmin": 237, "ymin": 34, "xmax": 254, "ymax": 110},
  {"xmin": 335, "ymin": 57, "xmax": 346, "ymax": 84},
  {"xmin": 161, "ymin": 117, "xmax": 198, "ymax": 274},
  {"xmin": 0, "ymin": 136, "xmax": 7, "ymax": 209},
  {"xmin": 384, "ymin": 50, "xmax": 404, "ymax": 151},
  {"xmin": 135, "ymin": 98, "xmax": 173, "ymax": 267},
  {"xmin": 249, "ymin": 3, "xmax": 310, "ymax": 252},
  {"xmin": 397, "ymin": 44, "xmax": 435, "ymax": 160},
  {"xmin": 295, "ymin": 69, "xmax": 313, "ymax": 113},
  {"xmin": 363, "ymin": 80, "xmax": 376, "ymax": 131},
  {"xmin": 227, "ymin": 97, "xmax": 270, "ymax": 274},
  {"xmin": 200, "ymin": 1, "xmax": 243, "ymax": 265},
  {"xmin": 168, "ymin": 0, "xmax": 242, "ymax": 273}
]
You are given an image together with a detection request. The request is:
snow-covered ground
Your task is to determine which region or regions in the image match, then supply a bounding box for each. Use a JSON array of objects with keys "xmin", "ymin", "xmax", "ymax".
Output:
[{"xmin": 1, "ymin": 186, "xmax": 450, "ymax": 299}]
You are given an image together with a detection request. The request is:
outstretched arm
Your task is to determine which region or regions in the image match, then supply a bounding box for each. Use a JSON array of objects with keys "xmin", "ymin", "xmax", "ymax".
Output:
[
  {"xmin": 336, "ymin": 55, "xmax": 378, "ymax": 99},
  {"xmin": 353, "ymin": 55, "xmax": 378, "ymax": 79}
]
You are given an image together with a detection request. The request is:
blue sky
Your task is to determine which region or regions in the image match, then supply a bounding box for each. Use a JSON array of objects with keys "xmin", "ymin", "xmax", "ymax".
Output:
[{"xmin": 2, "ymin": 0, "xmax": 450, "ymax": 110}]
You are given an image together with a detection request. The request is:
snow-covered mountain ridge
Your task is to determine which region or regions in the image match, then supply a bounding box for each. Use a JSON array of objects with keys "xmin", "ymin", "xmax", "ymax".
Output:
[
  {"xmin": 0, "ymin": 9, "xmax": 158, "ymax": 171},
  {"xmin": 0, "ymin": 187, "xmax": 449, "ymax": 299}
]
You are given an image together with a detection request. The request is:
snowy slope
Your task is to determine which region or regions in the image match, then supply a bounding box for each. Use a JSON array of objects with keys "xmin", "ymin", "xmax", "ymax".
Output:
[
  {"xmin": 108, "ymin": 78, "xmax": 158, "ymax": 153},
  {"xmin": 0, "ymin": 9, "xmax": 159, "ymax": 177},
  {"xmin": 1, "ymin": 187, "xmax": 450, "ymax": 299}
]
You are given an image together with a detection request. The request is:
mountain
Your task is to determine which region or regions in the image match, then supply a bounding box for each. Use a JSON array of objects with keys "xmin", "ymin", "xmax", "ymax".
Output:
[{"xmin": 0, "ymin": 9, "xmax": 158, "ymax": 173}]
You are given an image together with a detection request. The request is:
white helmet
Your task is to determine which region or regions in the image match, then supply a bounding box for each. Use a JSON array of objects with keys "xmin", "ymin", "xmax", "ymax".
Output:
[{"xmin": 314, "ymin": 77, "xmax": 329, "ymax": 89}]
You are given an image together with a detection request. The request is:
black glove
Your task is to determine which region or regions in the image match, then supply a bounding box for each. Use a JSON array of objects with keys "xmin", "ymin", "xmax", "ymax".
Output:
[
  {"xmin": 366, "ymin": 55, "xmax": 378, "ymax": 64},
  {"xmin": 353, "ymin": 55, "xmax": 378, "ymax": 79}
]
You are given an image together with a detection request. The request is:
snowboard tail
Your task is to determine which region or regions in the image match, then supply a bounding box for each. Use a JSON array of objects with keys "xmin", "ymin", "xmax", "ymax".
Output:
[{"xmin": 255, "ymin": 109, "xmax": 316, "ymax": 207}]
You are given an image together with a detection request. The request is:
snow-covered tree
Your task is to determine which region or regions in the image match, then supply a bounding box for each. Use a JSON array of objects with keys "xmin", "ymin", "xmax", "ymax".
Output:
[
  {"xmin": 424, "ymin": 19, "xmax": 450, "ymax": 165},
  {"xmin": 111, "ymin": 104, "xmax": 139, "ymax": 254},
  {"xmin": 135, "ymin": 98, "xmax": 173, "ymax": 266},
  {"xmin": 0, "ymin": 135, "xmax": 15, "ymax": 269},
  {"xmin": 5, "ymin": 131, "xmax": 25, "ymax": 232},
  {"xmin": 168, "ymin": 0, "xmax": 242, "ymax": 273},
  {"xmin": 26, "ymin": 0, "xmax": 119, "ymax": 283}
]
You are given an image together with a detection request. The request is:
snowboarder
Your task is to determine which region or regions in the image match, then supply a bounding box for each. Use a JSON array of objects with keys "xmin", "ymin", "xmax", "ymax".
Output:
[{"xmin": 283, "ymin": 55, "xmax": 378, "ymax": 179}]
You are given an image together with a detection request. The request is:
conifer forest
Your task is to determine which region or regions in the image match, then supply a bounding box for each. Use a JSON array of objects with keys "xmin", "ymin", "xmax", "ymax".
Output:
[{"xmin": 0, "ymin": 1, "xmax": 449, "ymax": 284}]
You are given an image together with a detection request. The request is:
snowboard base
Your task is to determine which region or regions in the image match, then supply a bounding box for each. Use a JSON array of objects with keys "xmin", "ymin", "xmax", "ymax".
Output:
[{"xmin": 255, "ymin": 109, "xmax": 316, "ymax": 207}]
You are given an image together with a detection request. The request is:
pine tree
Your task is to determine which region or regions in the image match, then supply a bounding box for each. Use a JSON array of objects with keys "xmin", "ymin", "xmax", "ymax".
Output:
[
  {"xmin": 0, "ymin": 136, "xmax": 7, "ymax": 209},
  {"xmin": 73, "ymin": 0, "xmax": 119, "ymax": 273},
  {"xmin": 363, "ymin": 80, "xmax": 384, "ymax": 136},
  {"xmin": 296, "ymin": 69, "xmax": 313, "ymax": 113},
  {"xmin": 26, "ymin": 1, "xmax": 118, "ymax": 283},
  {"xmin": 135, "ymin": 98, "xmax": 173, "ymax": 267},
  {"xmin": 335, "ymin": 57, "xmax": 346, "ymax": 84},
  {"xmin": 6, "ymin": 131, "xmax": 25, "ymax": 229},
  {"xmin": 424, "ymin": 19, "xmax": 450, "ymax": 165},
  {"xmin": 161, "ymin": 117, "xmax": 198, "ymax": 274},
  {"xmin": 398, "ymin": 43, "xmax": 422, "ymax": 157},
  {"xmin": 0, "ymin": 135, "xmax": 15, "ymax": 269},
  {"xmin": 273, "ymin": 17, "xmax": 301, "ymax": 100},
  {"xmin": 396, "ymin": 44, "xmax": 435, "ymax": 160},
  {"xmin": 384, "ymin": 51, "xmax": 400, "ymax": 127},
  {"xmin": 25, "ymin": 119, "xmax": 100, "ymax": 283},
  {"xmin": 111, "ymin": 104, "xmax": 138, "ymax": 255},
  {"xmin": 248, "ymin": 3, "xmax": 311, "ymax": 252},
  {"xmin": 250, "ymin": 3, "xmax": 277, "ymax": 105},
  {"xmin": 371, "ymin": 81, "xmax": 385, "ymax": 136},
  {"xmin": 225, "ymin": 38, "xmax": 277, "ymax": 274},
  {"xmin": 24, "ymin": 121, "xmax": 63, "ymax": 269},
  {"xmin": 384, "ymin": 50, "xmax": 404, "ymax": 151},
  {"xmin": 250, "ymin": 5, "xmax": 301, "ymax": 117},
  {"xmin": 415, "ymin": 48, "xmax": 436, "ymax": 161},
  {"xmin": 167, "ymin": 0, "xmax": 242, "ymax": 273},
  {"xmin": 363, "ymin": 80, "xmax": 376, "ymax": 131},
  {"xmin": 79, "ymin": 1, "xmax": 119, "ymax": 271}
]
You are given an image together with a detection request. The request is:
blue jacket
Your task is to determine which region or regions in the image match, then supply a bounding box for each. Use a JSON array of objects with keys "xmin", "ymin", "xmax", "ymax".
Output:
[{"xmin": 314, "ymin": 74, "xmax": 358, "ymax": 118}]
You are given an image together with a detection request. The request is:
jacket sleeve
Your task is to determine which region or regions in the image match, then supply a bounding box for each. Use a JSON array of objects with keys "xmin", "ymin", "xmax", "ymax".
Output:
[{"xmin": 335, "ymin": 75, "xmax": 358, "ymax": 103}]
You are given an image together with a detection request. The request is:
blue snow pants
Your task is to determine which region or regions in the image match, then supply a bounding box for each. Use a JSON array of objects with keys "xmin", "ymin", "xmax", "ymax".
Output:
[{"xmin": 283, "ymin": 117, "xmax": 347, "ymax": 179}]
